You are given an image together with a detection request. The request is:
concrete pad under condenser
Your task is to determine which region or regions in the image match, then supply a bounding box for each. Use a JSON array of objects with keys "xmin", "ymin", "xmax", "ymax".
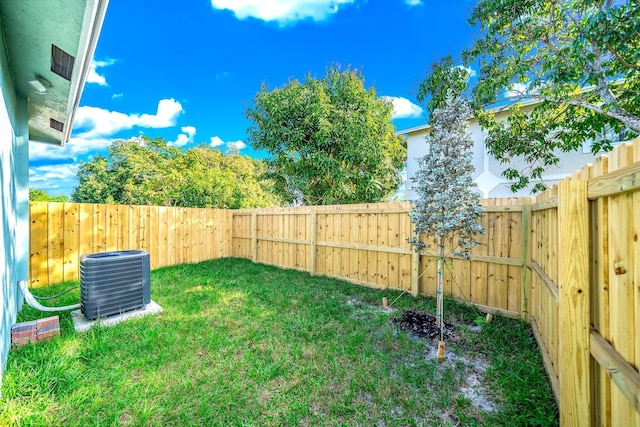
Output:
[{"xmin": 72, "ymin": 300, "xmax": 163, "ymax": 332}]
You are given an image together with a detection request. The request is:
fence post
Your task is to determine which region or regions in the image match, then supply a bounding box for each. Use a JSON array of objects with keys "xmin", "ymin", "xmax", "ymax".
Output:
[
  {"xmin": 521, "ymin": 203, "xmax": 532, "ymax": 320},
  {"xmin": 557, "ymin": 179, "xmax": 591, "ymax": 426},
  {"xmin": 309, "ymin": 210, "xmax": 316, "ymax": 276},
  {"xmin": 251, "ymin": 211, "xmax": 257, "ymax": 263}
]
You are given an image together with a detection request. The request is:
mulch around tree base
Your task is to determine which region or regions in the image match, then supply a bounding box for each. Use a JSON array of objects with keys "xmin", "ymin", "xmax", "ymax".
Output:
[{"xmin": 392, "ymin": 309, "xmax": 454, "ymax": 340}]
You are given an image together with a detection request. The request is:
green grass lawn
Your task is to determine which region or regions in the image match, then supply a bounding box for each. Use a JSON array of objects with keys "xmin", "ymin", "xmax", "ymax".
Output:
[{"xmin": 1, "ymin": 258, "xmax": 558, "ymax": 426}]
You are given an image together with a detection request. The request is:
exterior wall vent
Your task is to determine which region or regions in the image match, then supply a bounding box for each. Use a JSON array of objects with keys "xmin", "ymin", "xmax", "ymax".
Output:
[
  {"xmin": 80, "ymin": 250, "xmax": 151, "ymax": 320},
  {"xmin": 49, "ymin": 118, "xmax": 64, "ymax": 132},
  {"xmin": 51, "ymin": 44, "xmax": 75, "ymax": 81}
]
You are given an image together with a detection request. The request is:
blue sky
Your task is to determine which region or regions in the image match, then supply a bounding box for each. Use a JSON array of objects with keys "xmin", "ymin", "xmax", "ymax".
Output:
[{"xmin": 30, "ymin": 0, "xmax": 479, "ymax": 196}]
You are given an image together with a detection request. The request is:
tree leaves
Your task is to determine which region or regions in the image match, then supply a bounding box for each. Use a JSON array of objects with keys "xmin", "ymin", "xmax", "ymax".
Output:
[
  {"xmin": 417, "ymin": 56, "xmax": 475, "ymax": 114},
  {"xmin": 246, "ymin": 65, "xmax": 406, "ymax": 205},
  {"xmin": 72, "ymin": 137, "xmax": 281, "ymax": 208},
  {"xmin": 408, "ymin": 94, "xmax": 484, "ymax": 258},
  {"xmin": 29, "ymin": 189, "xmax": 69, "ymax": 202},
  {"xmin": 419, "ymin": 0, "xmax": 640, "ymax": 193}
]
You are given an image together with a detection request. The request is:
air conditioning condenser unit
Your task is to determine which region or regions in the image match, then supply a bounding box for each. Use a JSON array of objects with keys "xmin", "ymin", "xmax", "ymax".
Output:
[{"xmin": 80, "ymin": 250, "xmax": 151, "ymax": 320}]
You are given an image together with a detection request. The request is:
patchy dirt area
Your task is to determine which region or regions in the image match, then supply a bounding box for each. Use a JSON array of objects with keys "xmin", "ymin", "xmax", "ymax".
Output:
[
  {"xmin": 391, "ymin": 309, "xmax": 454, "ymax": 341},
  {"xmin": 391, "ymin": 308, "xmax": 499, "ymax": 416}
]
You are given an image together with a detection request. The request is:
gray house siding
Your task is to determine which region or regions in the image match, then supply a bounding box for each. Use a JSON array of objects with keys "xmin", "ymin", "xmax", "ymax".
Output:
[{"xmin": 0, "ymin": 31, "xmax": 30, "ymax": 389}]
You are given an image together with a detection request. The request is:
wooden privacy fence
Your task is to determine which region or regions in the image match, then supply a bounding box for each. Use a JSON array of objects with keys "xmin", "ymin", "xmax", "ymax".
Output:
[
  {"xmin": 231, "ymin": 199, "xmax": 529, "ymax": 317},
  {"xmin": 230, "ymin": 139, "xmax": 640, "ymax": 426},
  {"xmin": 29, "ymin": 203, "xmax": 232, "ymax": 286},
  {"xmin": 28, "ymin": 138, "xmax": 640, "ymax": 426},
  {"xmin": 527, "ymin": 138, "xmax": 640, "ymax": 426}
]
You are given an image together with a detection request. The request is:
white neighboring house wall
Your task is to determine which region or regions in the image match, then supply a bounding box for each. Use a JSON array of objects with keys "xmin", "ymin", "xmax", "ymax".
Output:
[{"xmin": 397, "ymin": 106, "xmax": 623, "ymax": 200}]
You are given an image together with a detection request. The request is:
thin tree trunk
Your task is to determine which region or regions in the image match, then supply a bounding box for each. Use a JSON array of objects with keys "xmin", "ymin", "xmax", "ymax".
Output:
[
  {"xmin": 436, "ymin": 239, "xmax": 446, "ymax": 362},
  {"xmin": 436, "ymin": 240, "xmax": 444, "ymax": 329}
]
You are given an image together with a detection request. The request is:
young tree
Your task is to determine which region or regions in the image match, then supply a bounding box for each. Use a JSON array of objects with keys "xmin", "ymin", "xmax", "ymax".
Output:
[
  {"xmin": 419, "ymin": 0, "xmax": 640, "ymax": 192},
  {"xmin": 408, "ymin": 93, "xmax": 484, "ymax": 360},
  {"xmin": 247, "ymin": 65, "xmax": 406, "ymax": 205}
]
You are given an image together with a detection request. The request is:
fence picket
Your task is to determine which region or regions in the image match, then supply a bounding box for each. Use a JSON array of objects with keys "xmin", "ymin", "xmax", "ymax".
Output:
[
  {"xmin": 29, "ymin": 202, "xmax": 48, "ymax": 287},
  {"xmin": 47, "ymin": 203, "xmax": 64, "ymax": 284},
  {"xmin": 105, "ymin": 204, "xmax": 118, "ymax": 252},
  {"xmin": 62, "ymin": 202, "xmax": 79, "ymax": 282}
]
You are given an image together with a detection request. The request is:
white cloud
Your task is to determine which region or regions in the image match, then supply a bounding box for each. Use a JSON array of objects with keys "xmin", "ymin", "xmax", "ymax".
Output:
[
  {"xmin": 73, "ymin": 107, "xmax": 134, "ymax": 138},
  {"xmin": 209, "ymin": 135, "xmax": 246, "ymax": 151},
  {"xmin": 29, "ymin": 137, "xmax": 112, "ymax": 162},
  {"xmin": 504, "ymin": 82, "xmax": 530, "ymax": 98},
  {"xmin": 227, "ymin": 140, "xmax": 247, "ymax": 152},
  {"xmin": 29, "ymin": 164, "xmax": 79, "ymax": 195},
  {"xmin": 112, "ymin": 93, "xmax": 124, "ymax": 100},
  {"xmin": 169, "ymin": 126, "xmax": 197, "ymax": 147},
  {"xmin": 87, "ymin": 58, "xmax": 117, "ymax": 86},
  {"xmin": 210, "ymin": 0, "xmax": 357, "ymax": 25},
  {"xmin": 405, "ymin": 0, "xmax": 422, "ymax": 5},
  {"xmin": 210, "ymin": 136, "xmax": 225, "ymax": 147},
  {"xmin": 454, "ymin": 65, "xmax": 476, "ymax": 78},
  {"xmin": 138, "ymin": 99, "xmax": 185, "ymax": 128},
  {"xmin": 73, "ymin": 98, "xmax": 184, "ymax": 139},
  {"xmin": 382, "ymin": 96, "xmax": 423, "ymax": 119},
  {"xmin": 29, "ymin": 165, "xmax": 78, "ymax": 183}
]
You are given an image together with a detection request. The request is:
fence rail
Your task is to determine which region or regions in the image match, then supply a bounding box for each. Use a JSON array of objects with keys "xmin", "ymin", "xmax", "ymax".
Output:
[
  {"xmin": 230, "ymin": 199, "xmax": 528, "ymax": 317},
  {"xmin": 524, "ymin": 138, "xmax": 640, "ymax": 426},
  {"xmin": 28, "ymin": 137, "xmax": 640, "ymax": 426}
]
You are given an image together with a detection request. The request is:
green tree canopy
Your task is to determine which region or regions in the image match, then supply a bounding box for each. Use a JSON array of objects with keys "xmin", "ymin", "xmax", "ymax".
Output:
[
  {"xmin": 72, "ymin": 137, "xmax": 281, "ymax": 208},
  {"xmin": 419, "ymin": 0, "xmax": 640, "ymax": 192},
  {"xmin": 29, "ymin": 188, "xmax": 69, "ymax": 202},
  {"xmin": 246, "ymin": 65, "xmax": 406, "ymax": 205}
]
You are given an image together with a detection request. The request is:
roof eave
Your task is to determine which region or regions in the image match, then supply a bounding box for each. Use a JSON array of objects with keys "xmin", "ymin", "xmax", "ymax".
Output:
[
  {"xmin": 395, "ymin": 97, "xmax": 544, "ymax": 136},
  {"xmin": 61, "ymin": 0, "xmax": 109, "ymax": 146}
]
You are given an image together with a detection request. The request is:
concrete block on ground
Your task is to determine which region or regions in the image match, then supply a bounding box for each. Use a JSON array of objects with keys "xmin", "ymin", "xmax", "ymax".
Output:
[
  {"xmin": 36, "ymin": 316, "xmax": 59, "ymax": 329},
  {"xmin": 11, "ymin": 320, "xmax": 37, "ymax": 347},
  {"xmin": 72, "ymin": 300, "xmax": 163, "ymax": 332},
  {"xmin": 11, "ymin": 320, "xmax": 36, "ymax": 333},
  {"xmin": 11, "ymin": 316, "xmax": 61, "ymax": 347},
  {"xmin": 36, "ymin": 328, "xmax": 60, "ymax": 342}
]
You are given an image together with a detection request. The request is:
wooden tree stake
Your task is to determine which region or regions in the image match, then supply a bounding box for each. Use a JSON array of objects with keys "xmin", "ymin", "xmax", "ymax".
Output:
[{"xmin": 437, "ymin": 341, "xmax": 446, "ymax": 363}]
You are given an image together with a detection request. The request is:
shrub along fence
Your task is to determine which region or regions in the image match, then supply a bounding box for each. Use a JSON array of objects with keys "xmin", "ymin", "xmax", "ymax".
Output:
[{"xmin": 29, "ymin": 137, "xmax": 640, "ymax": 426}]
